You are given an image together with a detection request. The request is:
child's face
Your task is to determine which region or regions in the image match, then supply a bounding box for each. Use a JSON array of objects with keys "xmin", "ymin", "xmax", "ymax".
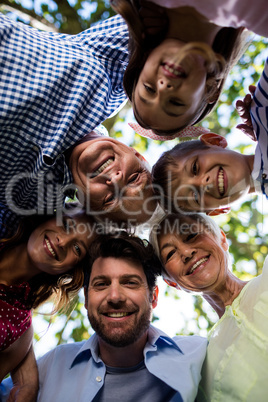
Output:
[
  {"xmin": 133, "ymin": 39, "xmax": 208, "ymax": 133},
  {"xmin": 169, "ymin": 146, "xmax": 252, "ymax": 212}
]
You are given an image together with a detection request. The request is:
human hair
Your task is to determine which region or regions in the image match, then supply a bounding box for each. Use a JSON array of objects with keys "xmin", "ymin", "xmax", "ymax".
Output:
[
  {"xmin": 0, "ymin": 211, "xmax": 93, "ymax": 314},
  {"xmin": 152, "ymin": 140, "xmax": 209, "ymax": 211},
  {"xmin": 111, "ymin": 0, "xmax": 248, "ymax": 130},
  {"xmin": 84, "ymin": 231, "xmax": 163, "ymax": 293},
  {"xmin": 149, "ymin": 211, "xmax": 223, "ymax": 277}
]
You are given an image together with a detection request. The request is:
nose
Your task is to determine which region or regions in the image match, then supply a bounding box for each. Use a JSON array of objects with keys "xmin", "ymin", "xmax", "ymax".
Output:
[
  {"xmin": 107, "ymin": 283, "xmax": 126, "ymax": 304},
  {"xmin": 105, "ymin": 170, "xmax": 123, "ymax": 186},
  {"xmin": 201, "ymin": 174, "xmax": 213, "ymax": 193},
  {"xmin": 157, "ymin": 77, "xmax": 175, "ymax": 92},
  {"xmin": 181, "ymin": 248, "xmax": 196, "ymax": 264},
  {"xmin": 56, "ymin": 233, "xmax": 74, "ymax": 249}
]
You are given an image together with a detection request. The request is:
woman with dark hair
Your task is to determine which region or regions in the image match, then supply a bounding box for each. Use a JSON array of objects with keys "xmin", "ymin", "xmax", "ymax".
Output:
[
  {"xmin": 110, "ymin": 0, "xmax": 266, "ymax": 140},
  {"xmin": 0, "ymin": 208, "xmax": 97, "ymax": 400}
]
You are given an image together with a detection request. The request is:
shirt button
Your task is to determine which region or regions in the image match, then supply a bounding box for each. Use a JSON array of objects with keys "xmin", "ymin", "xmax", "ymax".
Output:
[{"xmin": 96, "ymin": 376, "xmax": 102, "ymax": 382}]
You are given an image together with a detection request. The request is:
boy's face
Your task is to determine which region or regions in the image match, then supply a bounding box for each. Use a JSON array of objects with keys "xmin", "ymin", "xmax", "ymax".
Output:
[{"xmin": 169, "ymin": 145, "xmax": 253, "ymax": 212}]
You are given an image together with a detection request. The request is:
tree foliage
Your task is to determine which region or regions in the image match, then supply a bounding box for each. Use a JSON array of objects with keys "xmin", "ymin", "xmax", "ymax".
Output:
[{"xmin": 2, "ymin": 0, "xmax": 268, "ymax": 349}]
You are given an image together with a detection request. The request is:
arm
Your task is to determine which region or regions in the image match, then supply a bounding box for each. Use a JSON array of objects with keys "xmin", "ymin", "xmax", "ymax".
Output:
[
  {"xmin": 8, "ymin": 345, "xmax": 38, "ymax": 402},
  {"xmin": 0, "ymin": 325, "xmax": 39, "ymax": 402},
  {"xmin": 236, "ymin": 85, "xmax": 256, "ymax": 141}
]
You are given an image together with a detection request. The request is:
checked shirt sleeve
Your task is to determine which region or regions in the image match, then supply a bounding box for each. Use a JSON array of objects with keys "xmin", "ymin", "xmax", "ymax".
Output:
[
  {"xmin": 251, "ymin": 57, "xmax": 268, "ymax": 197},
  {"xmin": 0, "ymin": 14, "xmax": 129, "ymax": 158}
]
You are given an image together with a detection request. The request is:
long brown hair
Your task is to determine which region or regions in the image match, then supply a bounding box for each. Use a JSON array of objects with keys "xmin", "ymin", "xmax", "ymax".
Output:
[
  {"xmin": 111, "ymin": 0, "xmax": 248, "ymax": 129},
  {"xmin": 0, "ymin": 213, "xmax": 90, "ymax": 313}
]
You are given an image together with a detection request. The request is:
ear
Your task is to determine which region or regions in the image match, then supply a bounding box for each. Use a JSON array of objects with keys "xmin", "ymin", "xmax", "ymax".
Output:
[
  {"xmin": 130, "ymin": 147, "xmax": 147, "ymax": 162},
  {"xmin": 152, "ymin": 286, "xmax": 159, "ymax": 308},
  {"xmin": 163, "ymin": 278, "xmax": 181, "ymax": 290},
  {"xmin": 205, "ymin": 77, "xmax": 221, "ymax": 104},
  {"xmin": 207, "ymin": 207, "xmax": 231, "ymax": 216},
  {"xmin": 200, "ymin": 133, "xmax": 228, "ymax": 148},
  {"xmin": 220, "ymin": 229, "xmax": 229, "ymax": 251},
  {"xmin": 84, "ymin": 286, "xmax": 88, "ymax": 311},
  {"xmin": 130, "ymin": 147, "xmax": 151, "ymax": 172}
]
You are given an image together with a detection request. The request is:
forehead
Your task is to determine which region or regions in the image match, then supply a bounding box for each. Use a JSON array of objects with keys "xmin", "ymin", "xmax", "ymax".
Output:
[
  {"xmin": 90, "ymin": 257, "xmax": 147, "ymax": 281},
  {"xmin": 159, "ymin": 216, "xmax": 208, "ymax": 239}
]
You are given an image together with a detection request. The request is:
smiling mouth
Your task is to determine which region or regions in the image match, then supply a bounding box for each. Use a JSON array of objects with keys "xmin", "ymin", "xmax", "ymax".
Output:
[
  {"xmin": 91, "ymin": 158, "xmax": 114, "ymax": 178},
  {"xmin": 217, "ymin": 167, "xmax": 225, "ymax": 196},
  {"xmin": 105, "ymin": 312, "xmax": 131, "ymax": 318},
  {"xmin": 187, "ymin": 257, "xmax": 209, "ymax": 275},
  {"xmin": 162, "ymin": 62, "xmax": 186, "ymax": 78},
  {"xmin": 44, "ymin": 236, "xmax": 58, "ymax": 260}
]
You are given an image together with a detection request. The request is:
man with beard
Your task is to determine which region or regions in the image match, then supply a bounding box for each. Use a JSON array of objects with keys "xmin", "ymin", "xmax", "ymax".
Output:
[{"xmin": 0, "ymin": 232, "xmax": 207, "ymax": 401}]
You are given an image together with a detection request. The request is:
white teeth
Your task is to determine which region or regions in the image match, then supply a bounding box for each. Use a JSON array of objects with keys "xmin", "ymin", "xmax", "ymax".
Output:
[
  {"xmin": 218, "ymin": 168, "xmax": 224, "ymax": 195},
  {"xmin": 188, "ymin": 257, "xmax": 208, "ymax": 274},
  {"xmin": 95, "ymin": 158, "xmax": 113, "ymax": 176},
  {"xmin": 165, "ymin": 64, "xmax": 184, "ymax": 77},
  {"xmin": 45, "ymin": 238, "xmax": 56, "ymax": 258},
  {"xmin": 107, "ymin": 312, "xmax": 128, "ymax": 318}
]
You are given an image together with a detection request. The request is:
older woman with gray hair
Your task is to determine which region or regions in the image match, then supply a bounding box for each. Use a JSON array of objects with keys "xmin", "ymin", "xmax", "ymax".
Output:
[{"xmin": 150, "ymin": 211, "xmax": 268, "ymax": 401}]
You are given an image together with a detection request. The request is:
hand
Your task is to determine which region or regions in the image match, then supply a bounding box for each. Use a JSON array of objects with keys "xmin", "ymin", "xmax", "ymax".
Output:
[
  {"xmin": 236, "ymin": 85, "xmax": 256, "ymax": 141},
  {"xmin": 7, "ymin": 384, "xmax": 38, "ymax": 402},
  {"xmin": 138, "ymin": 0, "xmax": 168, "ymax": 38}
]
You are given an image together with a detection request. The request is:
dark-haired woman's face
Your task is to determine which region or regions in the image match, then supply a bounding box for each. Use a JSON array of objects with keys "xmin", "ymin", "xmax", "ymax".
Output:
[
  {"xmin": 158, "ymin": 217, "xmax": 228, "ymax": 292},
  {"xmin": 27, "ymin": 215, "xmax": 95, "ymax": 275},
  {"xmin": 133, "ymin": 39, "xmax": 207, "ymax": 133}
]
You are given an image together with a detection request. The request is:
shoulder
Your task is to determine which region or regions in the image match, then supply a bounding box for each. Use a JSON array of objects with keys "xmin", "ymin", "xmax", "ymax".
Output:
[
  {"xmin": 37, "ymin": 341, "xmax": 86, "ymax": 371},
  {"xmin": 172, "ymin": 334, "xmax": 208, "ymax": 354}
]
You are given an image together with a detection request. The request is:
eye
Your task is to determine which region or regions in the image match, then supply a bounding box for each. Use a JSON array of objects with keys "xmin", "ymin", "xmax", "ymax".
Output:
[
  {"xmin": 169, "ymin": 99, "xmax": 183, "ymax": 106},
  {"xmin": 193, "ymin": 190, "xmax": 200, "ymax": 205},
  {"xmin": 127, "ymin": 172, "xmax": 139, "ymax": 185},
  {"xmin": 164, "ymin": 249, "xmax": 176, "ymax": 263},
  {"xmin": 74, "ymin": 243, "xmax": 81, "ymax": 257},
  {"xmin": 123, "ymin": 280, "xmax": 141, "ymax": 288},
  {"xmin": 186, "ymin": 233, "xmax": 198, "ymax": 242},
  {"xmin": 192, "ymin": 160, "xmax": 198, "ymax": 175},
  {"xmin": 144, "ymin": 84, "xmax": 155, "ymax": 94},
  {"xmin": 104, "ymin": 194, "xmax": 115, "ymax": 206},
  {"xmin": 92, "ymin": 281, "xmax": 109, "ymax": 290}
]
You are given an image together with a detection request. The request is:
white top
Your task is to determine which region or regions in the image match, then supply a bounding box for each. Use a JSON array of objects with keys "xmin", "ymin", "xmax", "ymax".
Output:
[
  {"xmin": 149, "ymin": 0, "xmax": 268, "ymax": 37},
  {"xmin": 197, "ymin": 256, "xmax": 268, "ymax": 401}
]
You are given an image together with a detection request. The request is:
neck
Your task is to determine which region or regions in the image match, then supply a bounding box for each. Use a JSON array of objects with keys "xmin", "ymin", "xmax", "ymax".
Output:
[
  {"xmin": 0, "ymin": 244, "xmax": 39, "ymax": 285},
  {"xmin": 203, "ymin": 273, "xmax": 248, "ymax": 318},
  {"xmin": 166, "ymin": 6, "xmax": 221, "ymax": 46},
  {"xmin": 97, "ymin": 332, "xmax": 148, "ymax": 368}
]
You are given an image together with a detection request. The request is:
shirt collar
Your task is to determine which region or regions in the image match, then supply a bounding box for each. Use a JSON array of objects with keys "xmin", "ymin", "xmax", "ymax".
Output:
[
  {"xmin": 146, "ymin": 325, "xmax": 183, "ymax": 354},
  {"xmin": 70, "ymin": 325, "xmax": 183, "ymax": 370},
  {"xmin": 70, "ymin": 333, "xmax": 102, "ymax": 369}
]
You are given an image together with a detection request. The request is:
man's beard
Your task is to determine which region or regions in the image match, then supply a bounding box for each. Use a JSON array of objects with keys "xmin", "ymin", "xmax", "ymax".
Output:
[{"xmin": 88, "ymin": 308, "xmax": 151, "ymax": 348}]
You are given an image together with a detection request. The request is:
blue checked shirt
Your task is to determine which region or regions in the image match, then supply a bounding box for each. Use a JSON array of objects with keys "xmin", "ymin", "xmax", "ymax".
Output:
[
  {"xmin": 0, "ymin": 13, "xmax": 129, "ymax": 235},
  {"xmin": 251, "ymin": 57, "xmax": 268, "ymax": 198}
]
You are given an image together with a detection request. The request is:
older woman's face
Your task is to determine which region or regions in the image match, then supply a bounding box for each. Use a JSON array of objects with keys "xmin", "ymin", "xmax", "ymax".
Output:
[{"xmin": 158, "ymin": 217, "xmax": 228, "ymax": 292}]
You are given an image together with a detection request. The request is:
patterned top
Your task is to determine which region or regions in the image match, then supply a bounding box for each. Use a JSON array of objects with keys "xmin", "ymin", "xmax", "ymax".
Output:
[
  {"xmin": 197, "ymin": 256, "xmax": 268, "ymax": 401},
  {"xmin": 0, "ymin": 282, "xmax": 32, "ymax": 351},
  {"xmin": 251, "ymin": 57, "xmax": 268, "ymax": 198},
  {"xmin": 0, "ymin": 13, "xmax": 128, "ymax": 228}
]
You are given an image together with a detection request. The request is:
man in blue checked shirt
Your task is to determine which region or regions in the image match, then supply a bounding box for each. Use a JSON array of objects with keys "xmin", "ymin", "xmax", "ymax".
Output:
[
  {"xmin": 0, "ymin": 13, "xmax": 156, "ymax": 236},
  {"xmin": 0, "ymin": 232, "xmax": 207, "ymax": 402}
]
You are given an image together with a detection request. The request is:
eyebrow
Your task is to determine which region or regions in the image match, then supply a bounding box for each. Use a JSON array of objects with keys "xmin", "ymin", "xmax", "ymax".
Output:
[
  {"xmin": 160, "ymin": 242, "xmax": 174, "ymax": 253},
  {"xmin": 90, "ymin": 274, "xmax": 144, "ymax": 283}
]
